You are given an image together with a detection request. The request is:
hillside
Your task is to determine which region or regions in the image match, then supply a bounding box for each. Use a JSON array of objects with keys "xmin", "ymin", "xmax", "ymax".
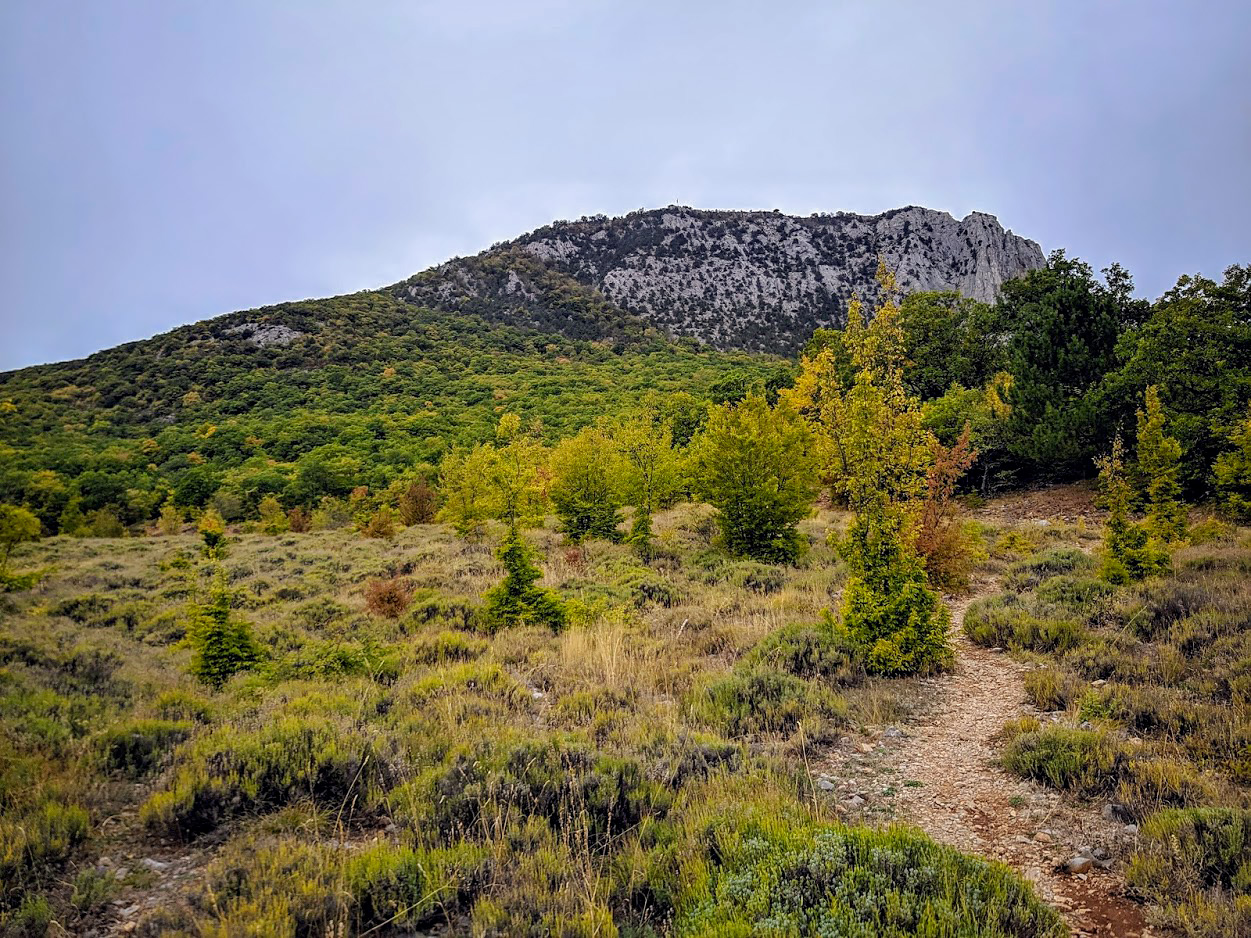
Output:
[{"xmin": 395, "ymin": 205, "xmax": 1045, "ymax": 354}]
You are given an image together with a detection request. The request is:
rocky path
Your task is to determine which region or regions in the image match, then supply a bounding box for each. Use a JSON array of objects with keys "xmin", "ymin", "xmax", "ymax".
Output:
[{"xmin": 816, "ymin": 587, "xmax": 1153, "ymax": 938}]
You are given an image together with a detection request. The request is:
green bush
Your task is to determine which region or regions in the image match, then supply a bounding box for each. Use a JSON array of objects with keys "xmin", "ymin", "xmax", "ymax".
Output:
[
  {"xmin": 141, "ymin": 715, "xmax": 390, "ymax": 838},
  {"xmin": 963, "ymin": 593, "xmax": 1084, "ymax": 652},
  {"xmin": 1001, "ymin": 726, "xmax": 1123, "ymax": 793},
  {"xmin": 392, "ymin": 736, "xmax": 669, "ymax": 851},
  {"xmin": 744, "ymin": 618, "xmax": 864, "ymax": 685},
  {"xmin": 690, "ymin": 667, "xmax": 846, "ymax": 737},
  {"xmin": 1127, "ymin": 808, "xmax": 1251, "ymax": 937},
  {"xmin": 411, "ymin": 630, "xmax": 488, "ymax": 665},
  {"xmin": 173, "ymin": 837, "xmax": 489, "ymax": 936},
  {"xmin": 1004, "ymin": 548, "xmax": 1094, "ymax": 590},
  {"xmin": 673, "ymin": 817, "xmax": 1066, "ymax": 937},
  {"xmin": 94, "ymin": 718, "xmax": 192, "ymax": 777},
  {"xmin": 0, "ymin": 801, "xmax": 89, "ymax": 896},
  {"xmin": 1023, "ymin": 668, "xmax": 1082, "ymax": 711}
]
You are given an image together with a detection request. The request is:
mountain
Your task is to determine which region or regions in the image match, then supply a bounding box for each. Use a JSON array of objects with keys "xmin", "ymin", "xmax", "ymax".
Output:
[{"xmin": 393, "ymin": 205, "xmax": 1045, "ymax": 354}]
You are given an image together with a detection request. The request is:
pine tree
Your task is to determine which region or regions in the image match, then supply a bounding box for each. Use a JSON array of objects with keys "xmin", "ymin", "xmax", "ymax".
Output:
[
  {"xmin": 189, "ymin": 574, "xmax": 261, "ymax": 689},
  {"xmin": 1214, "ymin": 403, "xmax": 1251, "ymax": 523},
  {"xmin": 481, "ymin": 527, "xmax": 566, "ymax": 632},
  {"xmin": 1096, "ymin": 435, "xmax": 1164, "ymax": 583}
]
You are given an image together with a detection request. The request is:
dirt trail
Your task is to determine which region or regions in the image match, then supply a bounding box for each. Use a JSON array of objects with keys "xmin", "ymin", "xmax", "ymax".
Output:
[{"xmin": 817, "ymin": 586, "xmax": 1154, "ymax": 938}]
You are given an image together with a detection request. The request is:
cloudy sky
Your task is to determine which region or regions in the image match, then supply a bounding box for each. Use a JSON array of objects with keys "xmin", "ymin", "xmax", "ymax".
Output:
[{"xmin": 2, "ymin": 1, "xmax": 1248, "ymax": 370}]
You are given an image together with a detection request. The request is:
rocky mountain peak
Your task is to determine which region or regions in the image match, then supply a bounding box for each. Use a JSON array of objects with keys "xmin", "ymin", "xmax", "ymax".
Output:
[{"xmin": 396, "ymin": 205, "xmax": 1044, "ymax": 354}]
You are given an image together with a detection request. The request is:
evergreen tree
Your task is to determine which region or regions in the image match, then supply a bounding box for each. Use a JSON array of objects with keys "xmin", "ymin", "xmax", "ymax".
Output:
[
  {"xmin": 788, "ymin": 263, "xmax": 951, "ymax": 675},
  {"xmin": 1000, "ymin": 253, "xmax": 1146, "ymax": 475},
  {"xmin": 189, "ymin": 574, "xmax": 261, "ymax": 689},
  {"xmin": 1096, "ymin": 435, "xmax": 1165, "ymax": 583},
  {"xmin": 481, "ymin": 527, "xmax": 566, "ymax": 632},
  {"xmin": 1136, "ymin": 386, "xmax": 1186, "ymax": 543},
  {"xmin": 689, "ymin": 394, "xmax": 817, "ymax": 563}
]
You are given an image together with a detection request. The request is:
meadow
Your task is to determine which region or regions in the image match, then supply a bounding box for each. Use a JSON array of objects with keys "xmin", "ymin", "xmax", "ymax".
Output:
[{"xmin": 2, "ymin": 501, "xmax": 1080, "ymax": 938}]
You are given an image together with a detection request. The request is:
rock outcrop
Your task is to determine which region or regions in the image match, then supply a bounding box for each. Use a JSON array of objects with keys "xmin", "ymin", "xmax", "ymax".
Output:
[{"xmin": 396, "ymin": 205, "xmax": 1044, "ymax": 354}]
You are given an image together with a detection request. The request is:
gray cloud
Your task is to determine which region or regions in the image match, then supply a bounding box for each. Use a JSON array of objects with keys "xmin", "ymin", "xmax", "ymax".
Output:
[{"xmin": 2, "ymin": 0, "xmax": 1248, "ymax": 370}]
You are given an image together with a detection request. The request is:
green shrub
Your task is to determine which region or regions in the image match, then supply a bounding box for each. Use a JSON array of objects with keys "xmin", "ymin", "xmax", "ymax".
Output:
[
  {"xmin": 0, "ymin": 801, "xmax": 89, "ymax": 894},
  {"xmin": 690, "ymin": 667, "xmax": 846, "ymax": 737},
  {"xmin": 744, "ymin": 618, "xmax": 864, "ymax": 685},
  {"xmin": 1004, "ymin": 548, "xmax": 1094, "ymax": 590},
  {"xmin": 1001, "ymin": 726, "xmax": 1123, "ymax": 793},
  {"xmin": 392, "ymin": 736, "xmax": 669, "ymax": 850},
  {"xmin": 153, "ymin": 689, "xmax": 214, "ymax": 723},
  {"xmin": 180, "ymin": 837, "xmax": 489, "ymax": 936},
  {"xmin": 1187, "ymin": 518, "xmax": 1238, "ymax": 546},
  {"xmin": 94, "ymin": 718, "xmax": 192, "ymax": 777},
  {"xmin": 673, "ymin": 818, "xmax": 1066, "ymax": 937},
  {"xmin": 70, "ymin": 867, "xmax": 116, "ymax": 914},
  {"xmin": 1, "ymin": 894, "xmax": 53, "ymax": 937},
  {"xmin": 141, "ymin": 715, "xmax": 391, "ymax": 838},
  {"xmin": 963, "ymin": 593, "xmax": 1084, "ymax": 652},
  {"xmin": 1127, "ymin": 808, "xmax": 1251, "ymax": 936},
  {"xmin": 411, "ymin": 630, "xmax": 488, "ymax": 665},
  {"xmin": 1034, "ymin": 574, "xmax": 1115, "ymax": 613},
  {"xmin": 1023, "ymin": 668, "xmax": 1082, "ymax": 711}
]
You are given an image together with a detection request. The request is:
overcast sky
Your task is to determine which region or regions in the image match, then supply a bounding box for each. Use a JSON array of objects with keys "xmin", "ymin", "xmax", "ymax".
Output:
[{"xmin": 2, "ymin": 1, "xmax": 1248, "ymax": 371}]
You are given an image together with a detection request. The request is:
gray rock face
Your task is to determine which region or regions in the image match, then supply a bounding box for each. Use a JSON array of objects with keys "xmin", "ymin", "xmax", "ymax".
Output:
[{"xmin": 399, "ymin": 205, "xmax": 1043, "ymax": 354}]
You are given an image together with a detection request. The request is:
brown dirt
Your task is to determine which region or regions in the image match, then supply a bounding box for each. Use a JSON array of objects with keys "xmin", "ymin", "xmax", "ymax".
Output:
[{"xmin": 816, "ymin": 584, "xmax": 1155, "ymax": 938}]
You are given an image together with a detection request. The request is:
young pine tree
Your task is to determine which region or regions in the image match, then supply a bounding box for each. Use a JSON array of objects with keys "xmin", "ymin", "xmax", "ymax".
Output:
[
  {"xmin": 1097, "ymin": 435, "xmax": 1165, "ymax": 583},
  {"xmin": 787, "ymin": 264, "xmax": 951, "ymax": 675},
  {"xmin": 189, "ymin": 574, "xmax": 261, "ymax": 689},
  {"xmin": 1136, "ymin": 385, "xmax": 1187, "ymax": 543},
  {"xmin": 1214, "ymin": 402, "xmax": 1251, "ymax": 522},
  {"xmin": 481, "ymin": 526, "xmax": 566, "ymax": 632}
]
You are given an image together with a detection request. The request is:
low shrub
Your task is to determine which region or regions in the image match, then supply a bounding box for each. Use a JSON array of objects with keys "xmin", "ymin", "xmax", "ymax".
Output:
[
  {"xmin": 689, "ymin": 667, "xmax": 846, "ymax": 737},
  {"xmin": 672, "ymin": 816, "xmax": 1066, "ymax": 937},
  {"xmin": 141, "ymin": 715, "xmax": 391, "ymax": 838},
  {"xmin": 963, "ymin": 594, "xmax": 1085, "ymax": 652},
  {"xmin": 411, "ymin": 630, "xmax": 488, "ymax": 665},
  {"xmin": 168, "ymin": 837, "xmax": 489, "ymax": 936},
  {"xmin": 743, "ymin": 618, "xmax": 864, "ymax": 686},
  {"xmin": 391, "ymin": 736, "xmax": 669, "ymax": 851},
  {"xmin": 0, "ymin": 801, "xmax": 90, "ymax": 896},
  {"xmin": 363, "ymin": 577, "xmax": 413, "ymax": 619},
  {"xmin": 94, "ymin": 718, "xmax": 192, "ymax": 777},
  {"xmin": 1023, "ymin": 668, "xmax": 1083, "ymax": 711},
  {"xmin": 1004, "ymin": 548, "xmax": 1094, "ymax": 590},
  {"xmin": 1001, "ymin": 726, "xmax": 1123, "ymax": 794},
  {"xmin": 1126, "ymin": 807, "xmax": 1251, "ymax": 936}
]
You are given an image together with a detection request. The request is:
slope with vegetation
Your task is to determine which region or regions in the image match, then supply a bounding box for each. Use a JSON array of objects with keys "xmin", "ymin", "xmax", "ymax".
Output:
[{"xmin": 0, "ymin": 225, "xmax": 1248, "ymax": 935}]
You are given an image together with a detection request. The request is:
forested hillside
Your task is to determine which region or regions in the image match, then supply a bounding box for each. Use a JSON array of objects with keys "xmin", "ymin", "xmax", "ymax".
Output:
[{"xmin": 2, "ymin": 253, "xmax": 1247, "ymax": 540}]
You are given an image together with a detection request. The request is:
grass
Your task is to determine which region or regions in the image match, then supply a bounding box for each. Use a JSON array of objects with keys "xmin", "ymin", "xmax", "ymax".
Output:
[
  {"xmin": 5, "ymin": 499, "xmax": 1235, "ymax": 933},
  {"xmin": 988, "ymin": 533, "xmax": 1251, "ymax": 934}
]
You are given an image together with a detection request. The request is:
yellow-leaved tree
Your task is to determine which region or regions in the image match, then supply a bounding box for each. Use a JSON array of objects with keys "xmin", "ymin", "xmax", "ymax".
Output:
[{"xmin": 784, "ymin": 262, "xmax": 952, "ymax": 675}]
